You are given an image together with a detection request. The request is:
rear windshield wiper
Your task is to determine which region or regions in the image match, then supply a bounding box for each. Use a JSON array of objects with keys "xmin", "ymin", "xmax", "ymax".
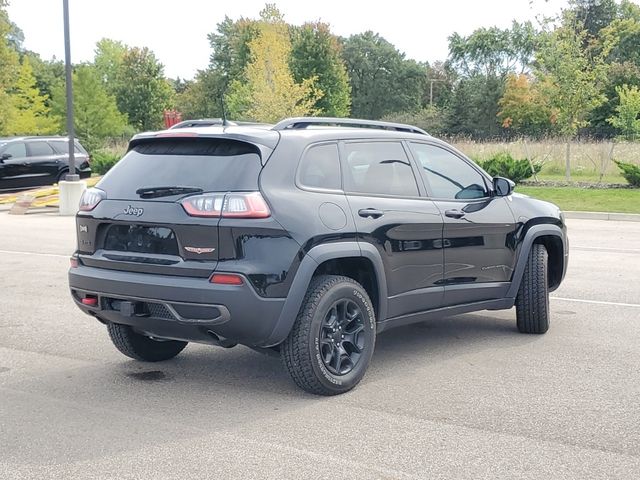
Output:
[{"xmin": 135, "ymin": 186, "xmax": 203, "ymax": 199}]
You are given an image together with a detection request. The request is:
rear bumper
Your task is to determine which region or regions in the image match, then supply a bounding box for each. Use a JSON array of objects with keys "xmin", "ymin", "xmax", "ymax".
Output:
[{"xmin": 69, "ymin": 264, "xmax": 285, "ymax": 347}]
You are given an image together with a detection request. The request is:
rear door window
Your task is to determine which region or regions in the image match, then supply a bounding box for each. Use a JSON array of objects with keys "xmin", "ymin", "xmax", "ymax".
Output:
[
  {"xmin": 343, "ymin": 142, "xmax": 419, "ymax": 197},
  {"xmin": 298, "ymin": 143, "xmax": 341, "ymax": 190},
  {"xmin": 98, "ymin": 138, "xmax": 263, "ymax": 200},
  {"xmin": 27, "ymin": 142, "xmax": 55, "ymax": 157}
]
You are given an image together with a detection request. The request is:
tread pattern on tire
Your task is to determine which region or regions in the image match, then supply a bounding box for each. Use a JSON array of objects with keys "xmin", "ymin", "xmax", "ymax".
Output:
[
  {"xmin": 107, "ymin": 323, "xmax": 187, "ymax": 362},
  {"xmin": 516, "ymin": 243, "xmax": 550, "ymax": 334},
  {"xmin": 281, "ymin": 274, "xmax": 373, "ymax": 396}
]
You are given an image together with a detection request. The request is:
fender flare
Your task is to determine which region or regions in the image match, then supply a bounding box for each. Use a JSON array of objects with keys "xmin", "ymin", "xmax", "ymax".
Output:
[
  {"xmin": 259, "ymin": 241, "xmax": 388, "ymax": 347},
  {"xmin": 505, "ymin": 224, "xmax": 567, "ymax": 299}
]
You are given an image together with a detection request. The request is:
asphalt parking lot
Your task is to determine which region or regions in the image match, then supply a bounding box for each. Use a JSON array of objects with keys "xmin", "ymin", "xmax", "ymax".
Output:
[{"xmin": 1, "ymin": 213, "xmax": 639, "ymax": 479}]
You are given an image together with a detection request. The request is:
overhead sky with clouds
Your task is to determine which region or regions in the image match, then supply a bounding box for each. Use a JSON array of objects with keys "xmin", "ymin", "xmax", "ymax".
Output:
[{"xmin": 7, "ymin": 0, "xmax": 568, "ymax": 79}]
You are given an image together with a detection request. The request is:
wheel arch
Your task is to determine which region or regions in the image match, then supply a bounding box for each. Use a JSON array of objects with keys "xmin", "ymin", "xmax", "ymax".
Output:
[
  {"xmin": 260, "ymin": 242, "xmax": 388, "ymax": 347},
  {"xmin": 506, "ymin": 224, "xmax": 567, "ymax": 299}
]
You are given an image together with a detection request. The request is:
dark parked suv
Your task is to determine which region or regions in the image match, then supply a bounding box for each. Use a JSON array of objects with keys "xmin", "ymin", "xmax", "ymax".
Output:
[
  {"xmin": 0, "ymin": 136, "xmax": 91, "ymax": 191},
  {"xmin": 69, "ymin": 118, "xmax": 568, "ymax": 395}
]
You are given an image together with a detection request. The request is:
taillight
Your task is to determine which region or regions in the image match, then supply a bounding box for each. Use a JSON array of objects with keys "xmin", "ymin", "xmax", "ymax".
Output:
[
  {"xmin": 79, "ymin": 187, "xmax": 106, "ymax": 211},
  {"xmin": 210, "ymin": 273, "xmax": 244, "ymax": 285},
  {"xmin": 180, "ymin": 192, "xmax": 270, "ymax": 219},
  {"xmin": 180, "ymin": 194, "xmax": 225, "ymax": 217}
]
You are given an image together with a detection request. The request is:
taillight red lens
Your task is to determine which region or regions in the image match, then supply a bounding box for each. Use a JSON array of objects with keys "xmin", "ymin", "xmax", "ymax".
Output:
[
  {"xmin": 210, "ymin": 273, "xmax": 244, "ymax": 285},
  {"xmin": 70, "ymin": 257, "xmax": 78, "ymax": 268},
  {"xmin": 81, "ymin": 296, "xmax": 98, "ymax": 306},
  {"xmin": 223, "ymin": 192, "xmax": 270, "ymax": 218},
  {"xmin": 79, "ymin": 187, "xmax": 106, "ymax": 211},
  {"xmin": 180, "ymin": 192, "xmax": 270, "ymax": 219},
  {"xmin": 180, "ymin": 194, "xmax": 225, "ymax": 217}
]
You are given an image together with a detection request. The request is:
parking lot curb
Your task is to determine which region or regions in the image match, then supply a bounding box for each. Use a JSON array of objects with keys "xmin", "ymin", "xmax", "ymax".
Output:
[{"xmin": 564, "ymin": 211, "xmax": 640, "ymax": 222}]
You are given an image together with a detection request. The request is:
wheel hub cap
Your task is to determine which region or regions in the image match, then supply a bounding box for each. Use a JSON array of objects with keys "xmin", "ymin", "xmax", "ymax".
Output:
[{"xmin": 319, "ymin": 299, "xmax": 366, "ymax": 376}]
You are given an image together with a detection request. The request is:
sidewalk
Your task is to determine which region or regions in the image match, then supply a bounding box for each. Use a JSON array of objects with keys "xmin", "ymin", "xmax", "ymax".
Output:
[{"xmin": 564, "ymin": 211, "xmax": 640, "ymax": 222}]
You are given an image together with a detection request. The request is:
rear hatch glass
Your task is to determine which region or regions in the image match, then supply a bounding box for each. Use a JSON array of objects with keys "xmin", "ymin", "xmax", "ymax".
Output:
[{"xmin": 98, "ymin": 138, "xmax": 263, "ymax": 200}]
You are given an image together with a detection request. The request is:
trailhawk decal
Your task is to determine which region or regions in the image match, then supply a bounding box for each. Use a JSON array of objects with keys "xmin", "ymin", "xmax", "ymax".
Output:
[{"xmin": 184, "ymin": 246, "xmax": 216, "ymax": 254}]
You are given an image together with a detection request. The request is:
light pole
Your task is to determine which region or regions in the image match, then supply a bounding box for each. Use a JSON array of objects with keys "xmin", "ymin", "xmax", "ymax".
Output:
[
  {"xmin": 59, "ymin": 0, "xmax": 85, "ymax": 215},
  {"xmin": 62, "ymin": 0, "xmax": 77, "ymax": 181}
]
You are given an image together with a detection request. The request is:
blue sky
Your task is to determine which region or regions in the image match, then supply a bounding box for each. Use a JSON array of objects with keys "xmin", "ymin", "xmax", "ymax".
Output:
[{"xmin": 8, "ymin": 0, "xmax": 568, "ymax": 79}]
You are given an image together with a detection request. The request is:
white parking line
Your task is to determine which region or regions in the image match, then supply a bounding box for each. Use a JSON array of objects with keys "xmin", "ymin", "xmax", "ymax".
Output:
[
  {"xmin": 573, "ymin": 246, "xmax": 640, "ymax": 254},
  {"xmin": 551, "ymin": 297, "xmax": 640, "ymax": 308},
  {"xmin": 0, "ymin": 249, "xmax": 69, "ymax": 258},
  {"xmin": 1, "ymin": 248, "xmax": 638, "ymax": 309}
]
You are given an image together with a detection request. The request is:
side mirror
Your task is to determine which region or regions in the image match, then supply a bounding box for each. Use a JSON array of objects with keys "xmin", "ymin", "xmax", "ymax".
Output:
[
  {"xmin": 493, "ymin": 177, "xmax": 514, "ymax": 197},
  {"xmin": 0, "ymin": 153, "xmax": 11, "ymax": 161}
]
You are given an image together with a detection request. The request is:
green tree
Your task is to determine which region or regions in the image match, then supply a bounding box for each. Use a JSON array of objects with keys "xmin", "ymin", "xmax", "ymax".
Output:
[
  {"xmin": 207, "ymin": 16, "xmax": 260, "ymax": 91},
  {"xmin": 6, "ymin": 57, "xmax": 59, "ymax": 135},
  {"xmin": 175, "ymin": 69, "xmax": 225, "ymax": 119},
  {"xmin": 342, "ymin": 31, "xmax": 427, "ymax": 119},
  {"xmin": 94, "ymin": 38, "xmax": 127, "ymax": 90},
  {"xmin": 584, "ymin": 7, "xmax": 640, "ymax": 136},
  {"xmin": 446, "ymin": 74, "xmax": 505, "ymax": 137},
  {"xmin": 94, "ymin": 40, "xmax": 172, "ymax": 130},
  {"xmin": 114, "ymin": 47, "xmax": 173, "ymax": 130},
  {"xmin": 51, "ymin": 65, "xmax": 128, "ymax": 151},
  {"xmin": 225, "ymin": 6, "xmax": 321, "ymax": 123},
  {"xmin": 22, "ymin": 52, "xmax": 64, "ymax": 107},
  {"xmin": 290, "ymin": 22, "xmax": 350, "ymax": 117},
  {"xmin": 446, "ymin": 21, "xmax": 538, "ymax": 138},
  {"xmin": 448, "ymin": 21, "xmax": 537, "ymax": 77},
  {"xmin": 570, "ymin": 0, "xmax": 619, "ymax": 39},
  {"xmin": 0, "ymin": 0, "xmax": 20, "ymax": 134},
  {"xmin": 535, "ymin": 16, "xmax": 611, "ymax": 179},
  {"xmin": 607, "ymin": 84, "xmax": 640, "ymax": 139},
  {"xmin": 498, "ymin": 74, "xmax": 554, "ymax": 137}
]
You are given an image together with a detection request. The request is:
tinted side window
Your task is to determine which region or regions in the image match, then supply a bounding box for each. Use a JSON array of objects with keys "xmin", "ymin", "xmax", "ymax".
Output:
[
  {"xmin": 298, "ymin": 143, "xmax": 341, "ymax": 190},
  {"xmin": 343, "ymin": 142, "xmax": 419, "ymax": 196},
  {"xmin": 409, "ymin": 143, "xmax": 488, "ymax": 200},
  {"xmin": 27, "ymin": 142, "xmax": 55, "ymax": 157},
  {"xmin": 3, "ymin": 142, "xmax": 27, "ymax": 158},
  {"xmin": 50, "ymin": 140, "xmax": 83, "ymax": 154}
]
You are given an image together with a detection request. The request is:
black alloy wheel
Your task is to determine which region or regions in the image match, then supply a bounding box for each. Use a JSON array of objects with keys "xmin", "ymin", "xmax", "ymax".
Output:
[{"xmin": 319, "ymin": 299, "xmax": 366, "ymax": 375}]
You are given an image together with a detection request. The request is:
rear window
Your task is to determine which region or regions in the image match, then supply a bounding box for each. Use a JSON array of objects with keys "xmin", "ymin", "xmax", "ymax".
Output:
[{"xmin": 98, "ymin": 138, "xmax": 263, "ymax": 200}]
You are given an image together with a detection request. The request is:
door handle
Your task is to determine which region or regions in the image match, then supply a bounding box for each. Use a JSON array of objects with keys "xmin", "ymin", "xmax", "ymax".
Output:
[
  {"xmin": 444, "ymin": 209, "xmax": 465, "ymax": 219},
  {"xmin": 358, "ymin": 208, "xmax": 384, "ymax": 219}
]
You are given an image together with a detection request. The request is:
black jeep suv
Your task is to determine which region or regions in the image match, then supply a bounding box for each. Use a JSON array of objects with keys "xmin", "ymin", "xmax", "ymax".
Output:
[
  {"xmin": 0, "ymin": 136, "xmax": 91, "ymax": 191},
  {"xmin": 69, "ymin": 117, "xmax": 568, "ymax": 395}
]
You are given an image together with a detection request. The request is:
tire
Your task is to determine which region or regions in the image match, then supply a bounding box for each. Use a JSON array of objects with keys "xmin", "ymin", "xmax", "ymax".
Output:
[
  {"xmin": 515, "ymin": 243, "xmax": 550, "ymax": 334},
  {"xmin": 281, "ymin": 275, "xmax": 376, "ymax": 396},
  {"xmin": 56, "ymin": 169, "xmax": 68, "ymax": 184},
  {"xmin": 107, "ymin": 323, "xmax": 187, "ymax": 361}
]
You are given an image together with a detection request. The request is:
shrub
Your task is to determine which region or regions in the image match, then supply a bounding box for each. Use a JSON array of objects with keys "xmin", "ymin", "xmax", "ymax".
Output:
[
  {"xmin": 614, "ymin": 160, "xmax": 640, "ymax": 187},
  {"xmin": 91, "ymin": 150, "xmax": 122, "ymax": 175},
  {"xmin": 478, "ymin": 152, "xmax": 542, "ymax": 184}
]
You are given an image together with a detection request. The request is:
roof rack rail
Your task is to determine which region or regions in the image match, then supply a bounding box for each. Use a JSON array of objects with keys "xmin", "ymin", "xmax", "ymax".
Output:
[{"xmin": 271, "ymin": 117, "xmax": 428, "ymax": 135}]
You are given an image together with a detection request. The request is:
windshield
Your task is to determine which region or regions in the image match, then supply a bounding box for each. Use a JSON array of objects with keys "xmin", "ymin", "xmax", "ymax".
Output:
[{"xmin": 97, "ymin": 138, "xmax": 263, "ymax": 200}]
